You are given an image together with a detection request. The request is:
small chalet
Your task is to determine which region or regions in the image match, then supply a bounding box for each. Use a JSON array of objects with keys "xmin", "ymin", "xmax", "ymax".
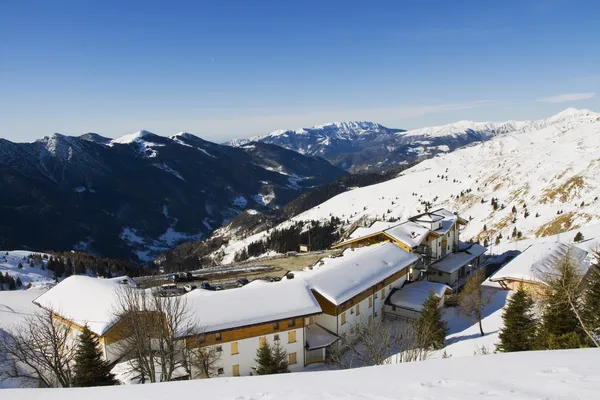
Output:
[{"xmin": 489, "ymin": 242, "xmax": 590, "ymax": 295}]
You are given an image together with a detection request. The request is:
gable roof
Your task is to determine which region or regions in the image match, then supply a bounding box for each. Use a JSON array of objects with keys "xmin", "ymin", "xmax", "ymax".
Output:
[
  {"xmin": 384, "ymin": 220, "xmax": 435, "ymax": 248},
  {"xmin": 334, "ymin": 208, "xmax": 465, "ymax": 250},
  {"xmin": 184, "ymin": 278, "xmax": 321, "ymax": 334},
  {"xmin": 33, "ymin": 275, "xmax": 135, "ymax": 336},
  {"xmin": 303, "ymin": 242, "xmax": 419, "ymax": 305},
  {"xmin": 348, "ymin": 221, "xmax": 398, "ymax": 240},
  {"xmin": 489, "ymin": 242, "xmax": 589, "ymax": 284}
]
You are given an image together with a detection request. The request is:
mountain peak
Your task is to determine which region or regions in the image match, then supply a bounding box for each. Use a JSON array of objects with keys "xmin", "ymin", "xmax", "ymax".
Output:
[
  {"xmin": 79, "ymin": 132, "xmax": 111, "ymax": 144},
  {"xmin": 110, "ymin": 130, "xmax": 159, "ymax": 145},
  {"xmin": 172, "ymin": 132, "xmax": 200, "ymax": 140},
  {"xmin": 551, "ymin": 108, "xmax": 596, "ymax": 119}
]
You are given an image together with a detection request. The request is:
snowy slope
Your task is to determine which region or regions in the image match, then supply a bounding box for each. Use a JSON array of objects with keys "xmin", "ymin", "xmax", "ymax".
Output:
[
  {"xmin": 291, "ymin": 108, "xmax": 600, "ymax": 242},
  {"xmin": 2, "ymin": 349, "xmax": 599, "ymax": 398},
  {"xmin": 0, "ymin": 251, "xmax": 55, "ymax": 289},
  {"xmin": 211, "ymin": 108, "xmax": 600, "ymax": 263},
  {"xmin": 401, "ymin": 119, "xmax": 524, "ymax": 138}
]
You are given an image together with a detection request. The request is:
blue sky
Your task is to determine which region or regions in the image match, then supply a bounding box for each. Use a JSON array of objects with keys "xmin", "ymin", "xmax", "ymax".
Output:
[{"xmin": 1, "ymin": 0, "xmax": 599, "ymax": 142}]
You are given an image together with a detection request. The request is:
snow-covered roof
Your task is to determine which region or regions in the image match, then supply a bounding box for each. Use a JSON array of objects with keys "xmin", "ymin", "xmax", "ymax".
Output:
[
  {"xmin": 348, "ymin": 221, "xmax": 397, "ymax": 240},
  {"xmin": 489, "ymin": 242, "xmax": 589, "ymax": 284},
  {"xmin": 339, "ymin": 209, "xmax": 463, "ymax": 249},
  {"xmin": 33, "ymin": 275, "xmax": 136, "ymax": 336},
  {"xmin": 384, "ymin": 221, "xmax": 433, "ymax": 248},
  {"xmin": 305, "ymin": 243, "xmax": 419, "ymax": 305},
  {"xmin": 412, "ymin": 213, "xmax": 444, "ymax": 223},
  {"xmin": 388, "ymin": 281, "xmax": 451, "ymax": 312},
  {"xmin": 184, "ymin": 278, "xmax": 321, "ymax": 334},
  {"xmin": 429, "ymin": 243, "xmax": 487, "ymax": 274},
  {"xmin": 305, "ymin": 324, "xmax": 339, "ymax": 350}
]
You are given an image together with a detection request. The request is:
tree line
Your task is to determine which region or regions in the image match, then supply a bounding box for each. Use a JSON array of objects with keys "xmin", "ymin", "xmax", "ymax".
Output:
[{"xmin": 234, "ymin": 218, "xmax": 341, "ymax": 262}]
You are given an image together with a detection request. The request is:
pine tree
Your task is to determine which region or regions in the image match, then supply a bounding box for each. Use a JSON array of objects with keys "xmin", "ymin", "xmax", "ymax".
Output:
[
  {"xmin": 72, "ymin": 325, "xmax": 118, "ymax": 387},
  {"xmin": 416, "ymin": 291, "xmax": 448, "ymax": 350},
  {"xmin": 538, "ymin": 255, "xmax": 586, "ymax": 349},
  {"xmin": 497, "ymin": 285, "xmax": 537, "ymax": 352},
  {"xmin": 255, "ymin": 342, "xmax": 274, "ymax": 375},
  {"xmin": 7, "ymin": 274, "xmax": 16, "ymax": 290},
  {"xmin": 75, "ymin": 261, "xmax": 87, "ymax": 275},
  {"xmin": 271, "ymin": 341, "xmax": 289, "ymax": 373},
  {"xmin": 15, "ymin": 277, "xmax": 22, "ymax": 288}
]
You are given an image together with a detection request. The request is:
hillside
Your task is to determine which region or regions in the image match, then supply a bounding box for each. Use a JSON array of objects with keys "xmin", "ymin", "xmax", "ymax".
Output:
[
  {"xmin": 211, "ymin": 108, "xmax": 600, "ymax": 263},
  {"xmin": 1, "ymin": 349, "xmax": 598, "ymax": 398},
  {"xmin": 0, "ymin": 131, "xmax": 346, "ymax": 261},
  {"xmin": 228, "ymin": 119, "xmax": 524, "ymax": 172},
  {"xmin": 0, "ymin": 251, "xmax": 55, "ymax": 289}
]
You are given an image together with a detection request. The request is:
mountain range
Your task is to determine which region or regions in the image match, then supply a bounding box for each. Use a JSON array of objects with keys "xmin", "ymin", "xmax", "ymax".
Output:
[
  {"xmin": 182, "ymin": 108, "xmax": 600, "ymax": 265},
  {"xmin": 228, "ymin": 119, "xmax": 524, "ymax": 172},
  {"xmin": 0, "ymin": 131, "xmax": 346, "ymax": 261}
]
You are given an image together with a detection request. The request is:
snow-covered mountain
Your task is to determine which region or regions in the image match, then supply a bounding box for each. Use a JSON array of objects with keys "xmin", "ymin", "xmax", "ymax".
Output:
[
  {"xmin": 0, "ymin": 131, "xmax": 346, "ymax": 261},
  {"xmin": 227, "ymin": 118, "xmax": 527, "ymax": 172},
  {"xmin": 207, "ymin": 108, "xmax": 600, "ymax": 263}
]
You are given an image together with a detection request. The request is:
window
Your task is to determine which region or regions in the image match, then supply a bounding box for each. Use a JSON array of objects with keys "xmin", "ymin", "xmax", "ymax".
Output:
[
  {"xmin": 274, "ymin": 334, "xmax": 280, "ymax": 341},
  {"xmin": 259, "ymin": 336, "xmax": 266, "ymax": 347},
  {"xmin": 382, "ymin": 287, "xmax": 386, "ymax": 297},
  {"xmin": 389, "ymin": 285, "xmax": 392, "ymax": 291},
  {"xmin": 215, "ymin": 332, "xmax": 221, "ymax": 341},
  {"xmin": 232, "ymin": 364, "xmax": 240, "ymax": 376},
  {"xmin": 309, "ymin": 316, "xmax": 314, "ymax": 324},
  {"xmin": 231, "ymin": 342, "xmax": 239, "ymax": 355},
  {"xmin": 438, "ymin": 271, "xmax": 443, "ymax": 276},
  {"xmin": 368, "ymin": 296, "xmax": 372, "ymax": 308},
  {"xmin": 341, "ymin": 312, "xmax": 346, "ymax": 325},
  {"xmin": 217, "ymin": 368, "xmax": 224, "ymax": 375},
  {"xmin": 356, "ymin": 304, "xmax": 360, "ymax": 316},
  {"xmin": 273, "ymin": 321, "xmax": 279, "ymax": 330},
  {"xmin": 374, "ymin": 292, "xmax": 378, "ymax": 299},
  {"xmin": 216, "ymin": 345, "xmax": 222, "ymax": 352},
  {"xmin": 392, "ymin": 306, "xmax": 396, "ymax": 311},
  {"xmin": 289, "ymin": 352, "xmax": 297, "ymax": 365},
  {"xmin": 288, "ymin": 331, "xmax": 296, "ymax": 343},
  {"xmin": 288, "ymin": 319, "xmax": 296, "ymax": 327}
]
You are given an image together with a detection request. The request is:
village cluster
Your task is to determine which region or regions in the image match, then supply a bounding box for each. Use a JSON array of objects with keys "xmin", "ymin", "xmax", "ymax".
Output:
[{"xmin": 26, "ymin": 207, "xmax": 596, "ymax": 382}]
